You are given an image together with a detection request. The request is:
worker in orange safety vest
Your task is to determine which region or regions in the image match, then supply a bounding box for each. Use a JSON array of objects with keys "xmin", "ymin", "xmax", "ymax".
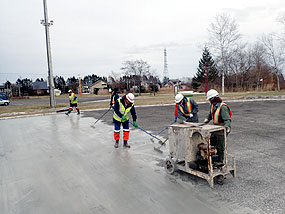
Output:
[
  {"xmin": 174, "ymin": 93, "xmax": 199, "ymax": 123},
  {"xmin": 204, "ymin": 89, "xmax": 232, "ymax": 163}
]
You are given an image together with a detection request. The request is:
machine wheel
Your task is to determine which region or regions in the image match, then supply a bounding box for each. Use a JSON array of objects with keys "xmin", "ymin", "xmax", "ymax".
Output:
[
  {"xmin": 216, "ymin": 175, "xmax": 224, "ymax": 185},
  {"xmin": 165, "ymin": 158, "xmax": 176, "ymax": 175}
]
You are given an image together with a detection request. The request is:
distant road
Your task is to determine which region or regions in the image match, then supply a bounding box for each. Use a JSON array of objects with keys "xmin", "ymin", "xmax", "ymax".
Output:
[{"xmin": 10, "ymin": 96, "xmax": 110, "ymax": 106}]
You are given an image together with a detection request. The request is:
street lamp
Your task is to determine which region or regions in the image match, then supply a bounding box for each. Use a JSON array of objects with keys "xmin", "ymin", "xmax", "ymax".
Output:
[{"xmin": 41, "ymin": 0, "xmax": 56, "ymax": 108}]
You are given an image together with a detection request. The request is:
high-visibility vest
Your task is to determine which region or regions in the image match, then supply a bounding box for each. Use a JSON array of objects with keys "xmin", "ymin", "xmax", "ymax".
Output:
[
  {"xmin": 69, "ymin": 93, "xmax": 78, "ymax": 104},
  {"xmin": 113, "ymin": 98, "xmax": 134, "ymax": 122},
  {"xmin": 178, "ymin": 98, "xmax": 192, "ymax": 116},
  {"xmin": 211, "ymin": 102, "xmax": 232, "ymax": 125}
]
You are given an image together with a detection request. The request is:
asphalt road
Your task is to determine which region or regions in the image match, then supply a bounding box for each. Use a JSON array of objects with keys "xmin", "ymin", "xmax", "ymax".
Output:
[
  {"xmin": 9, "ymin": 95, "xmax": 109, "ymax": 106},
  {"xmin": 83, "ymin": 99, "xmax": 285, "ymax": 214},
  {"xmin": 0, "ymin": 99, "xmax": 284, "ymax": 213}
]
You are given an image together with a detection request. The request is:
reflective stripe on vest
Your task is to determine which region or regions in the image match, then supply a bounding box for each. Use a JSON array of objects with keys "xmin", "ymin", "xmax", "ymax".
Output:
[
  {"xmin": 69, "ymin": 93, "xmax": 78, "ymax": 104},
  {"xmin": 211, "ymin": 102, "xmax": 232, "ymax": 125},
  {"xmin": 178, "ymin": 98, "xmax": 192, "ymax": 116},
  {"xmin": 113, "ymin": 98, "xmax": 134, "ymax": 122}
]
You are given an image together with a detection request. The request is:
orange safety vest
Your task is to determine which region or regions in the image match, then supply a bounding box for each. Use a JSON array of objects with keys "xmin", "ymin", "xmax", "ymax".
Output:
[
  {"xmin": 211, "ymin": 102, "xmax": 232, "ymax": 125},
  {"xmin": 179, "ymin": 98, "xmax": 192, "ymax": 116}
]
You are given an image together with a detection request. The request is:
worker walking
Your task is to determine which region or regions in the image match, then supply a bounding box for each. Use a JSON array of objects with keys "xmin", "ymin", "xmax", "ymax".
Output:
[
  {"xmin": 66, "ymin": 89, "xmax": 80, "ymax": 115},
  {"xmin": 113, "ymin": 93, "xmax": 138, "ymax": 148},
  {"xmin": 204, "ymin": 89, "xmax": 232, "ymax": 163},
  {"xmin": 174, "ymin": 93, "xmax": 199, "ymax": 123},
  {"xmin": 109, "ymin": 88, "xmax": 119, "ymax": 108}
]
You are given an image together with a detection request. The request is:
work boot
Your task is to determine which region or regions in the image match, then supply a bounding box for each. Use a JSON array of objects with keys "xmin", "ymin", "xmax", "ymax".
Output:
[
  {"xmin": 114, "ymin": 140, "xmax": 119, "ymax": 148},
  {"xmin": 77, "ymin": 110, "xmax": 80, "ymax": 115},
  {"xmin": 65, "ymin": 111, "xmax": 71, "ymax": 116},
  {"xmin": 123, "ymin": 140, "xmax": 130, "ymax": 148}
]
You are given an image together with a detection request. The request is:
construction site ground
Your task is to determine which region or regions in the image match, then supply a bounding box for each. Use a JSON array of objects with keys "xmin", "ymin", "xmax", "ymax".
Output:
[{"xmin": 0, "ymin": 99, "xmax": 284, "ymax": 214}]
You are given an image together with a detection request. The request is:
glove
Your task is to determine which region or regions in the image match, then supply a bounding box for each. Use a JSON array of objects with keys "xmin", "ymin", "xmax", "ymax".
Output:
[
  {"xmin": 174, "ymin": 116, "xmax": 178, "ymax": 122},
  {"xmin": 122, "ymin": 116, "xmax": 127, "ymax": 122},
  {"xmin": 109, "ymin": 104, "xmax": 113, "ymax": 109},
  {"xmin": 133, "ymin": 121, "xmax": 138, "ymax": 128},
  {"xmin": 204, "ymin": 118, "xmax": 209, "ymax": 124},
  {"xmin": 225, "ymin": 126, "xmax": 231, "ymax": 134},
  {"xmin": 189, "ymin": 113, "xmax": 193, "ymax": 118}
]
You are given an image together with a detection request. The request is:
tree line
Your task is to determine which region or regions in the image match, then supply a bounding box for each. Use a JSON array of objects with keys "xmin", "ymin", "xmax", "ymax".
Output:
[{"xmin": 193, "ymin": 12, "xmax": 285, "ymax": 93}]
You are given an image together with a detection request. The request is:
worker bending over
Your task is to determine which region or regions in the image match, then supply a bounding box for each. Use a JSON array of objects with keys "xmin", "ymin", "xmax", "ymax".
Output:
[
  {"xmin": 113, "ymin": 93, "xmax": 138, "ymax": 148},
  {"xmin": 66, "ymin": 89, "xmax": 80, "ymax": 115},
  {"xmin": 174, "ymin": 93, "xmax": 199, "ymax": 123},
  {"xmin": 204, "ymin": 89, "xmax": 232, "ymax": 163}
]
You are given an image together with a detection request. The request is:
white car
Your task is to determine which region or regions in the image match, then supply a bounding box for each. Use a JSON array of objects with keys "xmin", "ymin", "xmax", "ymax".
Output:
[{"xmin": 0, "ymin": 98, "xmax": 10, "ymax": 106}]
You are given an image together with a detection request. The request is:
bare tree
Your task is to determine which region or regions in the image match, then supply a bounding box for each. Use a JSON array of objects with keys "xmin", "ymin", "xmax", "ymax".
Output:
[
  {"xmin": 208, "ymin": 13, "xmax": 241, "ymax": 94},
  {"xmin": 227, "ymin": 43, "xmax": 251, "ymax": 90},
  {"xmin": 121, "ymin": 59, "xmax": 151, "ymax": 95},
  {"xmin": 277, "ymin": 12, "xmax": 285, "ymax": 43},
  {"xmin": 249, "ymin": 42, "xmax": 267, "ymax": 90},
  {"xmin": 262, "ymin": 34, "xmax": 285, "ymax": 91}
]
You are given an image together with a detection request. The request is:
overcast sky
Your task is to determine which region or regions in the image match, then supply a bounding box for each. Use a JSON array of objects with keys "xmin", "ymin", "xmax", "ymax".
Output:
[{"xmin": 0, "ymin": 0, "xmax": 284, "ymax": 84}]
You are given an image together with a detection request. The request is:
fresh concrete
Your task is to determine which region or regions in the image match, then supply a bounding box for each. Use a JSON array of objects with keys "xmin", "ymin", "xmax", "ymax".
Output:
[{"xmin": 1, "ymin": 114, "xmax": 236, "ymax": 214}]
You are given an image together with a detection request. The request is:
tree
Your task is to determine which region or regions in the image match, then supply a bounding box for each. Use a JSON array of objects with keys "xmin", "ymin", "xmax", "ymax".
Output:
[
  {"xmin": 54, "ymin": 76, "xmax": 66, "ymax": 92},
  {"xmin": 208, "ymin": 13, "xmax": 241, "ymax": 94},
  {"xmin": 66, "ymin": 76, "xmax": 78, "ymax": 92},
  {"xmin": 193, "ymin": 47, "xmax": 218, "ymax": 85},
  {"xmin": 121, "ymin": 59, "xmax": 151, "ymax": 95},
  {"xmin": 16, "ymin": 78, "xmax": 33, "ymax": 95},
  {"xmin": 262, "ymin": 33, "xmax": 285, "ymax": 91}
]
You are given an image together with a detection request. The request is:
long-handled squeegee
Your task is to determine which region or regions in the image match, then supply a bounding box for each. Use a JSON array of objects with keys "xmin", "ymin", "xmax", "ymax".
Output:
[{"xmin": 129, "ymin": 121, "xmax": 164, "ymax": 144}]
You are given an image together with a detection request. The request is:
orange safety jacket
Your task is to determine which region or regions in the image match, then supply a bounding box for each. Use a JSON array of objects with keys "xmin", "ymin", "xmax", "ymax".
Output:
[
  {"xmin": 178, "ymin": 98, "xmax": 192, "ymax": 116},
  {"xmin": 211, "ymin": 102, "xmax": 232, "ymax": 125}
]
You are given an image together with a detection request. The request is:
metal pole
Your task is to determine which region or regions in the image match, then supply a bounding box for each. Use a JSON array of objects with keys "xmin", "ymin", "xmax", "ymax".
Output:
[{"xmin": 42, "ymin": 0, "xmax": 56, "ymax": 108}]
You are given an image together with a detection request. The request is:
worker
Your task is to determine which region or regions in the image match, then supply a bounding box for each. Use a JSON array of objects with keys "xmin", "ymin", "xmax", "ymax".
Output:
[
  {"xmin": 204, "ymin": 89, "xmax": 232, "ymax": 163},
  {"xmin": 66, "ymin": 89, "xmax": 80, "ymax": 115},
  {"xmin": 109, "ymin": 88, "xmax": 119, "ymax": 108},
  {"xmin": 174, "ymin": 93, "xmax": 199, "ymax": 123},
  {"xmin": 113, "ymin": 93, "xmax": 138, "ymax": 148}
]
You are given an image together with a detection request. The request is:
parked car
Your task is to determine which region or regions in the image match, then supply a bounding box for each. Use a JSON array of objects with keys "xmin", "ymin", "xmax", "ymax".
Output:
[{"xmin": 0, "ymin": 93, "xmax": 10, "ymax": 106}]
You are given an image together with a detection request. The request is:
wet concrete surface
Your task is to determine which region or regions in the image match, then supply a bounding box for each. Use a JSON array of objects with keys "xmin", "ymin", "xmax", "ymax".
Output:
[
  {"xmin": 1, "ymin": 113, "xmax": 236, "ymax": 214},
  {"xmin": 0, "ymin": 100, "xmax": 284, "ymax": 213}
]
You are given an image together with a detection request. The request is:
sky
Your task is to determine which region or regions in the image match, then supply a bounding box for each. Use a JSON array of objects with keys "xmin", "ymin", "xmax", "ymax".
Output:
[{"xmin": 0, "ymin": 0, "xmax": 285, "ymax": 84}]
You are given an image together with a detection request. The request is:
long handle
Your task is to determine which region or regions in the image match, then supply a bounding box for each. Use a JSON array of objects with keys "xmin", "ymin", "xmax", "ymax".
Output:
[
  {"xmin": 129, "ymin": 121, "xmax": 163, "ymax": 142},
  {"xmin": 156, "ymin": 121, "xmax": 176, "ymax": 135},
  {"xmin": 92, "ymin": 108, "xmax": 111, "ymax": 126}
]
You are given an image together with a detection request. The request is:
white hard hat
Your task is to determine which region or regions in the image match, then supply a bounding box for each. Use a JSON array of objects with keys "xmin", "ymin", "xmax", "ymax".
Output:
[
  {"xmin": 175, "ymin": 93, "xmax": 184, "ymax": 103},
  {"xmin": 68, "ymin": 89, "xmax": 72, "ymax": 93},
  {"xmin": 206, "ymin": 89, "xmax": 219, "ymax": 100},
  {"xmin": 126, "ymin": 93, "xmax": 135, "ymax": 103},
  {"xmin": 108, "ymin": 88, "xmax": 112, "ymax": 93}
]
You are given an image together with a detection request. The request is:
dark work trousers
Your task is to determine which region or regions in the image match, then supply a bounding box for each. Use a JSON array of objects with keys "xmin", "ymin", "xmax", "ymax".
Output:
[{"xmin": 210, "ymin": 133, "xmax": 225, "ymax": 162}]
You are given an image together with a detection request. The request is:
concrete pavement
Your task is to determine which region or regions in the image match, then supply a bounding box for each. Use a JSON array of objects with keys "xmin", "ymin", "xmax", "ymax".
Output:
[{"xmin": 1, "ymin": 113, "xmax": 236, "ymax": 214}]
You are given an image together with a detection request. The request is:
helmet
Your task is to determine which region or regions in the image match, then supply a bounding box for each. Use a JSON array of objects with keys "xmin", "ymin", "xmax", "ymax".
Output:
[
  {"xmin": 175, "ymin": 93, "xmax": 184, "ymax": 103},
  {"xmin": 206, "ymin": 89, "xmax": 219, "ymax": 100},
  {"xmin": 108, "ymin": 88, "xmax": 112, "ymax": 93},
  {"xmin": 68, "ymin": 89, "xmax": 72, "ymax": 93},
  {"xmin": 126, "ymin": 93, "xmax": 135, "ymax": 103}
]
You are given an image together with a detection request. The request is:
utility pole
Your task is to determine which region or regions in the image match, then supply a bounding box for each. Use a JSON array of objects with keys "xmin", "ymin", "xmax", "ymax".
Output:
[
  {"xmin": 41, "ymin": 0, "xmax": 56, "ymax": 108},
  {"xmin": 78, "ymin": 74, "xmax": 82, "ymax": 96}
]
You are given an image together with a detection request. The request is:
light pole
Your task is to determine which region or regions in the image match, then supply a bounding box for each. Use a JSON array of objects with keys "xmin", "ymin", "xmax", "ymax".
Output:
[{"xmin": 41, "ymin": 0, "xmax": 56, "ymax": 108}]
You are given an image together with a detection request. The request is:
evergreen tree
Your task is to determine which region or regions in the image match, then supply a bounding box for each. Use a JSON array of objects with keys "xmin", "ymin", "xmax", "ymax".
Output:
[{"xmin": 193, "ymin": 47, "xmax": 218, "ymax": 83}]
